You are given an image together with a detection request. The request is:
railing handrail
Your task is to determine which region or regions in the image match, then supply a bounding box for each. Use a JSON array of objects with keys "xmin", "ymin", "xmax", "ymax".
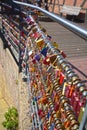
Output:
[{"xmin": 13, "ymin": 0, "xmax": 87, "ymax": 41}]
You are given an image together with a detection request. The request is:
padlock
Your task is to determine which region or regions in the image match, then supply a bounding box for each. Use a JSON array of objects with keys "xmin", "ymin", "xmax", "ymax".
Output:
[
  {"xmin": 67, "ymin": 72, "xmax": 77, "ymax": 80},
  {"xmin": 34, "ymin": 32, "xmax": 42, "ymax": 40},
  {"xmin": 61, "ymin": 50, "xmax": 67, "ymax": 58},
  {"xmin": 69, "ymin": 85, "xmax": 75, "ymax": 97},
  {"xmin": 41, "ymin": 47, "xmax": 48, "ymax": 57},
  {"xmin": 79, "ymin": 86, "xmax": 85, "ymax": 93},
  {"xmin": 60, "ymin": 99, "xmax": 69, "ymax": 108},
  {"xmin": 55, "ymin": 118, "xmax": 61, "ymax": 125},
  {"xmin": 64, "ymin": 104, "xmax": 72, "ymax": 112},
  {"xmin": 64, "ymin": 119, "xmax": 71, "ymax": 128},
  {"xmin": 36, "ymin": 38, "xmax": 44, "ymax": 47},
  {"xmin": 59, "ymin": 72, "xmax": 65, "ymax": 85},
  {"xmin": 66, "ymin": 111, "xmax": 74, "ymax": 119},
  {"xmin": 78, "ymin": 106, "xmax": 85, "ymax": 123},
  {"xmin": 63, "ymin": 101, "xmax": 70, "ymax": 108},
  {"xmin": 50, "ymin": 104, "xmax": 54, "ymax": 111},
  {"xmin": 32, "ymin": 27, "xmax": 37, "ymax": 33},
  {"xmin": 50, "ymin": 54, "xmax": 57, "ymax": 65},
  {"xmin": 71, "ymin": 75, "xmax": 79, "ymax": 84},
  {"xmin": 61, "ymin": 63, "xmax": 70, "ymax": 72},
  {"xmin": 72, "ymin": 78, "xmax": 81, "ymax": 86},
  {"xmin": 56, "ymin": 122, "xmax": 63, "ymax": 130},
  {"xmin": 70, "ymin": 119, "xmax": 79, "ymax": 130},
  {"xmin": 70, "ymin": 124, "xmax": 79, "ymax": 130},
  {"xmin": 65, "ymin": 68, "xmax": 73, "ymax": 78},
  {"xmin": 51, "ymin": 76, "xmax": 56, "ymax": 81},
  {"xmin": 42, "ymin": 124, "xmax": 48, "ymax": 130},
  {"xmin": 32, "ymin": 58, "xmax": 36, "ymax": 64},
  {"xmin": 58, "ymin": 58, "xmax": 66, "ymax": 67},
  {"xmin": 41, "ymin": 27, "xmax": 47, "ymax": 33},
  {"xmin": 76, "ymin": 82, "xmax": 84, "ymax": 89},
  {"xmin": 25, "ymin": 16, "xmax": 32, "ymax": 23},
  {"xmin": 53, "ymin": 82, "xmax": 59, "ymax": 87},
  {"xmin": 35, "ymin": 54, "xmax": 41, "ymax": 61},
  {"xmin": 67, "ymin": 114, "xmax": 76, "ymax": 121},
  {"xmin": 43, "ymin": 56, "xmax": 50, "ymax": 65},
  {"xmin": 52, "ymin": 42, "xmax": 59, "ymax": 48},
  {"xmin": 55, "ymin": 89, "xmax": 62, "ymax": 98}
]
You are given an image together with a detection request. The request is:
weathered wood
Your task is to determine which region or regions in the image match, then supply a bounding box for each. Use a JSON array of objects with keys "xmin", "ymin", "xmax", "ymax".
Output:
[{"xmin": 60, "ymin": 5, "xmax": 81, "ymax": 16}]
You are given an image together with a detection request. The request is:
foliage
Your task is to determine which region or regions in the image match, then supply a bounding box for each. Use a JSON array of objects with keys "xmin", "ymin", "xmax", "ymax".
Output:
[{"xmin": 2, "ymin": 107, "xmax": 18, "ymax": 130}]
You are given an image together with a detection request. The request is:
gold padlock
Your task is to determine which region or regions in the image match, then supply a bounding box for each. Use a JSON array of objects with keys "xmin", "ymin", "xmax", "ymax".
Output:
[{"xmin": 36, "ymin": 38, "xmax": 44, "ymax": 47}]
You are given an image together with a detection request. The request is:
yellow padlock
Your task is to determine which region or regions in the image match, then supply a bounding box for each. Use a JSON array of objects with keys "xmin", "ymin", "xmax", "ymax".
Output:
[{"xmin": 52, "ymin": 42, "xmax": 59, "ymax": 48}]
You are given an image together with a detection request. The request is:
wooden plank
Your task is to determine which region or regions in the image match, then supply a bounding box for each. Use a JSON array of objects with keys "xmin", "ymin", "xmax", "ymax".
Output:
[{"xmin": 60, "ymin": 5, "xmax": 81, "ymax": 15}]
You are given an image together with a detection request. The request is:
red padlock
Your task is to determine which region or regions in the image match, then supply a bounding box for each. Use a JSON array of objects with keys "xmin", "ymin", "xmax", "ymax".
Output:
[
  {"xmin": 43, "ymin": 57, "xmax": 50, "ymax": 65},
  {"xmin": 59, "ymin": 72, "xmax": 65, "ymax": 85},
  {"xmin": 61, "ymin": 51, "xmax": 66, "ymax": 58}
]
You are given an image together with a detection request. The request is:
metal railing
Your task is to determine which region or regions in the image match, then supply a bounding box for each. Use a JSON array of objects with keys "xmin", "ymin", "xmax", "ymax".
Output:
[{"xmin": 11, "ymin": 1, "xmax": 87, "ymax": 130}]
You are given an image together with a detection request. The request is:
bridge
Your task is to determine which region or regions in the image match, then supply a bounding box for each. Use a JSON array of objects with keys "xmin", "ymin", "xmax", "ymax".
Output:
[{"xmin": 0, "ymin": 1, "xmax": 87, "ymax": 130}]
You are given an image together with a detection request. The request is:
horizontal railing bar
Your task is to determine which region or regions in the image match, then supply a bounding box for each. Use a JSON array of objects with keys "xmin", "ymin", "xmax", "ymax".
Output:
[{"xmin": 13, "ymin": 0, "xmax": 87, "ymax": 41}]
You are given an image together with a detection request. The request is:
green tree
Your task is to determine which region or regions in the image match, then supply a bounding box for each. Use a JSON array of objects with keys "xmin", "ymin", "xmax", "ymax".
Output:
[{"xmin": 2, "ymin": 107, "xmax": 18, "ymax": 130}]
